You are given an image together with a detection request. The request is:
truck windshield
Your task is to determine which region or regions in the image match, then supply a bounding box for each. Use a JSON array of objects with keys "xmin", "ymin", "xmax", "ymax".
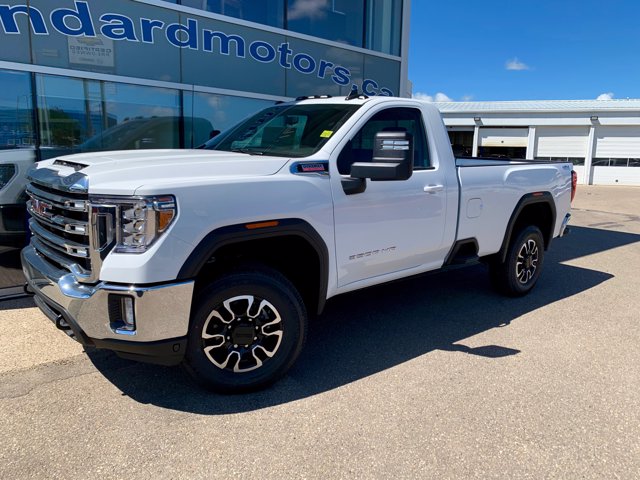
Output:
[{"xmin": 203, "ymin": 103, "xmax": 361, "ymax": 157}]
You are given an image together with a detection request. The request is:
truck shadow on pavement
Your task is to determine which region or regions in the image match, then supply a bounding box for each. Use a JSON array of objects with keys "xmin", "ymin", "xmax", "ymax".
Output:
[{"xmin": 86, "ymin": 225, "xmax": 638, "ymax": 413}]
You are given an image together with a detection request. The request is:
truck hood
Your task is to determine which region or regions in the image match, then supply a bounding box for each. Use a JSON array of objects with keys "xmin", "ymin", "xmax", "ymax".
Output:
[{"xmin": 32, "ymin": 149, "xmax": 291, "ymax": 195}]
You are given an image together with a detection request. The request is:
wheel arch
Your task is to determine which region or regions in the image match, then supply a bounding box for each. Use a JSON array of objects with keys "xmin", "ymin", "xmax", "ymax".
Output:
[
  {"xmin": 497, "ymin": 192, "xmax": 556, "ymax": 264},
  {"xmin": 177, "ymin": 219, "xmax": 329, "ymax": 315}
]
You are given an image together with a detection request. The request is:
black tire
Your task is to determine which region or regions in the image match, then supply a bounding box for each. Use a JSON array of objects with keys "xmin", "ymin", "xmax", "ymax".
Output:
[
  {"xmin": 184, "ymin": 266, "xmax": 307, "ymax": 394},
  {"xmin": 489, "ymin": 225, "xmax": 545, "ymax": 297}
]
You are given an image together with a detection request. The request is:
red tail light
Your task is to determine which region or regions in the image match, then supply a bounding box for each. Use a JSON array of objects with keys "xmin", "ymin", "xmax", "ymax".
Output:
[{"xmin": 570, "ymin": 170, "xmax": 577, "ymax": 203}]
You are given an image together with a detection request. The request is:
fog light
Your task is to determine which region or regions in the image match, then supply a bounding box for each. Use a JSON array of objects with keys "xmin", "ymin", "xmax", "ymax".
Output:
[
  {"xmin": 121, "ymin": 297, "xmax": 135, "ymax": 327},
  {"xmin": 109, "ymin": 295, "xmax": 136, "ymax": 335}
]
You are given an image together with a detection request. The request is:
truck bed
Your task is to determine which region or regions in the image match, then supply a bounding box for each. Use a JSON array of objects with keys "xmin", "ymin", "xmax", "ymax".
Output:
[{"xmin": 454, "ymin": 157, "xmax": 573, "ymax": 257}]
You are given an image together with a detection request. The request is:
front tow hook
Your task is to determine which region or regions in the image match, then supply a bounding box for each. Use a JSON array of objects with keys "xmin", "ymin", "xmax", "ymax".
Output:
[{"xmin": 55, "ymin": 315, "xmax": 72, "ymax": 332}]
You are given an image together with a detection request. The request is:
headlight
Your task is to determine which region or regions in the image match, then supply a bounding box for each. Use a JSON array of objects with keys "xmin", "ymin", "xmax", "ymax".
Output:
[
  {"xmin": 90, "ymin": 195, "xmax": 177, "ymax": 254},
  {"xmin": 117, "ymin": 195, "xmax": 176, "ymax": 253}
]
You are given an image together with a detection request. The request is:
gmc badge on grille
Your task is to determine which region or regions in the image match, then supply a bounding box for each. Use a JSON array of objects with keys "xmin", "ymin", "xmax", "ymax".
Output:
[{"xmin": 32, "ymin": 198, "xmax": 54, "ymax": 219}]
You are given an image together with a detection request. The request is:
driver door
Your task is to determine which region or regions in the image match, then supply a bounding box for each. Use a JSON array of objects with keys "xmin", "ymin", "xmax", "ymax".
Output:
[{"xmin": 331, "ymin": 106, "xmax": 450, "ymax": 288}]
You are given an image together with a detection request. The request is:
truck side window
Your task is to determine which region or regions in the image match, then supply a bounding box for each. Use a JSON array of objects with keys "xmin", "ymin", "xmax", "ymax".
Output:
[{"xmin": 337, "ymin": 107, "xmax": 430, "ymax": 175}]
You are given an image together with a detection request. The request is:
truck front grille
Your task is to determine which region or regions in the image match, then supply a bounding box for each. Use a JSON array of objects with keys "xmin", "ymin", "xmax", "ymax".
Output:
[{"xmin": 26, "ymin": 182, "xmax": 113, "ymax": 283}]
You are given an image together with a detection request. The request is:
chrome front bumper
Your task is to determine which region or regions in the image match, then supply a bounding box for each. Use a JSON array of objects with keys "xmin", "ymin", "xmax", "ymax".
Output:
[{"xmin": 22, "ymin": 244, "xmax": 194, "ymax": 347}]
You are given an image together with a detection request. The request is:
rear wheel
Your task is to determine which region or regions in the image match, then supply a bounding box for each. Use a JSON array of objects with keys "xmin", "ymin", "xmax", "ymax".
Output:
[
  {"xmin": 490, "ymin": 225, "xmax": 545, "ymax": 297},
  {"xmin": 185, "ymin": 266, "xmax": 307, "ymax": 393}
]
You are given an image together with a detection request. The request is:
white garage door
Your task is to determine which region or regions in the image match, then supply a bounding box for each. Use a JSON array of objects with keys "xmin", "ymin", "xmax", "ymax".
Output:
[
  {"xmin": 480, "ymin": 128, "xmax": 528, "ymax": 147},
  {"xmin": 594, "ymin": 126, "xmax": 640, "ymax": 157},
  {"xmin": 535, "ymin": 127, "xmax": 589, "ymax": 157},
  {"xmin": 593, "ymin": 126, "xmax": 640, "ymax": 185}
]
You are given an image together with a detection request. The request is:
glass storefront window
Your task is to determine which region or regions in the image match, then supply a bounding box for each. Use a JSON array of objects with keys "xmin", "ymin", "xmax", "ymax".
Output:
[
  {"xmin": 0, "ymin": 70, "xmax": 35, "ymax": 286},
  {"xmin": 287, "ymin": 0, "xmax": 365, "ymax": 48},
  {"xmin": 180, "ymin": 14, "xmax": 287, "ymax": 96},
  {"xmin": 0, "ymin": 1, "xmax": 32, "ymax": 64},
  {"xmin": 178, "ymin": 0, "xmax": 400, "ymax": 55},
  {"xmin": 366, "ymin": 0, "xmax": 402, "ymax": 56},
  {"xmin": 284, "ymin": 37, "xmax": 364, "ymax": 98},
  {"xmin": 36, "ymin": 75, "xmax": 181, "ymax": 159},
  {"xmin": 36, "ymin": 75, "xmax": 93, "ymax": 158},
  {"xmin": 0, "ymin": 70, "xmax": 34, "ymax": 150},
  {"xmin": 86, "ymin": 82, "xmax": 182, "ymax": 151},
  {"xmin": 181, "ymin": 0, "xmax": 285, "ymax": 28},
  {"xmin": 29, "ymin": 0, "xmax": 181, "ymax": 82},
  {"xmin": 183, "ymin": 92, "xmax": 273, "ymax": 147}
]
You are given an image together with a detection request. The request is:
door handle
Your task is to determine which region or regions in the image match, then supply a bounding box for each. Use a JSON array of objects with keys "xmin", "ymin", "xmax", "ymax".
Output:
[{"xmin": 423, "ymin": 184, "xmax": 444, "ymax": 194}]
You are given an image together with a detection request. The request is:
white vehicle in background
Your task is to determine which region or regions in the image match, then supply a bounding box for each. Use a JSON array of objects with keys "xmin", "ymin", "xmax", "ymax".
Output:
[
  {"xmin": 0, "ymin": 147, "xmax": 34, "ymax": 246},
  {"xmin": 22, "ymin": 94, "xmax": 576, "ymax": 393}
]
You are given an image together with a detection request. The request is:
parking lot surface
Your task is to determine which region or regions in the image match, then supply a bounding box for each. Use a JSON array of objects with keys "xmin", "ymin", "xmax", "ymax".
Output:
[{"xmin": 1, "ymin": 185, "xmax": 639, "ymax": 479}]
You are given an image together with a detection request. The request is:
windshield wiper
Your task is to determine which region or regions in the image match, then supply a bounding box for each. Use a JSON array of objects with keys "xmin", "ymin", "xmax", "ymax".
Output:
[{"xmin": 230, "ymin": 148, "xmax": 264, "ymax": 155}]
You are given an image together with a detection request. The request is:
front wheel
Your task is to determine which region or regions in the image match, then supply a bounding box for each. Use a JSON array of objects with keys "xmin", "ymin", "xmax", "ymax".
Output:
[
  {"xmin": 489, "ymin": 225, "xmax": 545, "ymax": 297},
  {"xmin": 184, "ymin": 267, "xmax": 307, "ymax": 393}
]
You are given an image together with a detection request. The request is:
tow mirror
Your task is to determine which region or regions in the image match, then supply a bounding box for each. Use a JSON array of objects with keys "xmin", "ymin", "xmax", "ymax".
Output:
[{"xmin": 350, "ymin": 131, "xmax": 414, "ymax": 181}]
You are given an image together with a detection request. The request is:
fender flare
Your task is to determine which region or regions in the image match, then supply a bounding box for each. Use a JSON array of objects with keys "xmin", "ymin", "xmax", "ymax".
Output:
[
  {"xmin": 497, "ymin": 192, "xmax": 557, "ymax": 263},
  {"xmin": 177, "ymin": 218, "xmax": 329, "ymax": 314}
]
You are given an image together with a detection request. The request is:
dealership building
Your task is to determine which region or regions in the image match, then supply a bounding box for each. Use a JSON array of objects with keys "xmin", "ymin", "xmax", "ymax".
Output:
[
  {"xmin": 438, "ymin": 99, "xmax": 640, "ymax": 186},
  {"xmin": 0, "ymin": 0, "xmax": 409, "ymax": 295},
  {"xmin": 0, "ymin": 0, "xmax": 409, "ymax": 155}
]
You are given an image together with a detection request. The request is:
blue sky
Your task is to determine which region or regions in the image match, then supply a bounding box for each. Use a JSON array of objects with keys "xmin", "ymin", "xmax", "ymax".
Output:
[{"xmin": 408, "ymin": 0, "xmax": 640, "ymax": 102}]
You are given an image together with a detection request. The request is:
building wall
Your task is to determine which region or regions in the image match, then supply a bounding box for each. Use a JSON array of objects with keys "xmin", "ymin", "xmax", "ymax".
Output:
[{"xmin": 0, "ymin": 0, "xmax": 407, "ymax": 158}]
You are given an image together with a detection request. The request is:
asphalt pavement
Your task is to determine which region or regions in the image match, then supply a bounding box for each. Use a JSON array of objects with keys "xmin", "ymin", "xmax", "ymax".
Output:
[{"xmin": 0, "ymin": 185, "xmax": 639, "ymax": 479}]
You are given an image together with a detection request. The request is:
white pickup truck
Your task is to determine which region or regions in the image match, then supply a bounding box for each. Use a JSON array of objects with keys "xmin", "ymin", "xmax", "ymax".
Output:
[{"xmin": 22, "ymin": 95, "xmax": 575, "ymax": 393}]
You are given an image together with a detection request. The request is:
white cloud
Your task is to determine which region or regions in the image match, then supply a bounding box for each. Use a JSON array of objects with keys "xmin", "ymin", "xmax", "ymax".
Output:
[
  {"xmin": 412, "ymin": 92, "xmax": 434, "ymax": 102},
  {"xmin": 461, "ymin": 95, "xmax": 474, "ymax": 102},
  {"xmin": 597, "ymin": 92, "xmax": 614, "ymax": 100},
  {"xmin": 434, "ymin": 92, "xmax": 453, "ymax": 102},
  {"xmin": 413, "ymin": 92, "xmax": 453, "ymax": 102},
  {"xmin": 506, "ymin": 58, "xmax": 530, "ymax": 71},
  {"xmin": 288, "ymin": 0, "xmax": 328, "ymax": 21}
]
